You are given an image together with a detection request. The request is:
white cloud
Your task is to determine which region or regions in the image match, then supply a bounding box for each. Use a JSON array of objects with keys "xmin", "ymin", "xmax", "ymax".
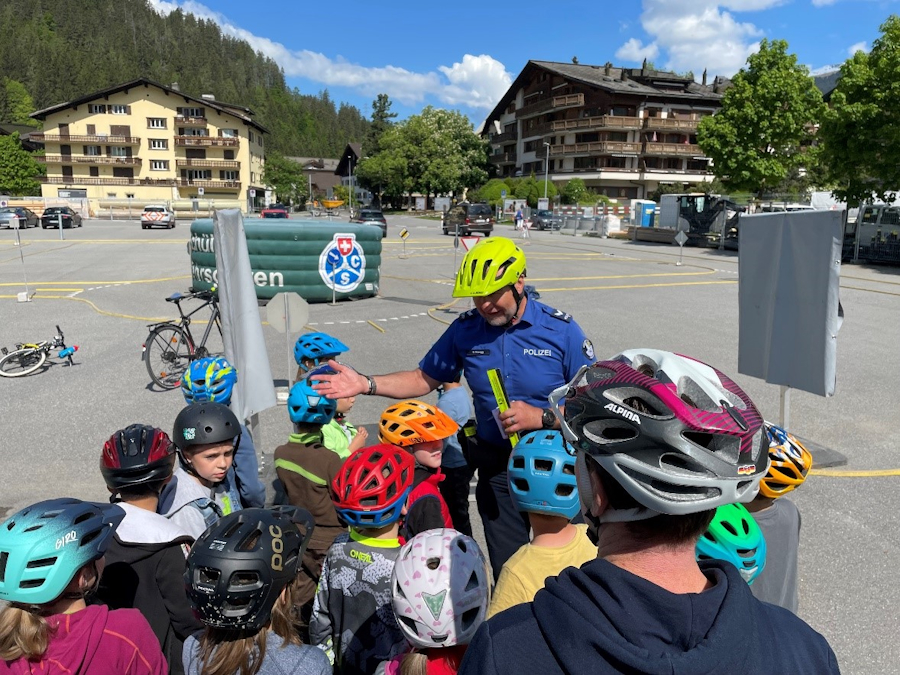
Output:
[
  {"xmin": 615, "ymin": 38, "xmax": 660, "ymax": 63},
  {"xmin": 809, "ymin": 64, "xmax": 841, "ymax": 75},
  {"xmin": 811, "ymin": 0, "xmax": 838, "ymax": 6},
  {"xmin": 848, "ymin": 41, "xmax": 868, "ymax": 56},
  {"xmin": 147, "ymin": 0, "xmax": 511, "ymax": 110},
  {"xmin": 623, "ymin": 0, "xmax": 789, "ymax": 78}
]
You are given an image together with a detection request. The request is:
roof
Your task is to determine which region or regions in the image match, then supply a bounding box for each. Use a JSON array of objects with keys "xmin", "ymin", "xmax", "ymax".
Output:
[
  {"xmin": 484, "ymin": 60, "xmax": 729, "ymax": 128},
  {"xmin": 29, "ymin": 78, "xmax": 268, "ymax": 133},
  {"xmin": 335, "ymin": 143, "xmax": 363, "ymax": 176},
  {"xmin": 813, "ymin": 69, "xmax": 841, "ymax": 101},
  {"xmin": 287, "ymin": 156, "xmax": 340, "ymax": 171}
]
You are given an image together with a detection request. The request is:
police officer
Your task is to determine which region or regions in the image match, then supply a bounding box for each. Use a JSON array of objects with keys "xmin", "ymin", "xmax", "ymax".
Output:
[{"xmin": 314, "ymin": 237, "xmax": 595, "ymax": 577}]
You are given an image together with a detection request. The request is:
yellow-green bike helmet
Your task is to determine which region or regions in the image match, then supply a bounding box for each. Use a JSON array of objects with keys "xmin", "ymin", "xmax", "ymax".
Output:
[{"xmin": 453, "ymin": 237, "xmax": 527, "ymax": 298}]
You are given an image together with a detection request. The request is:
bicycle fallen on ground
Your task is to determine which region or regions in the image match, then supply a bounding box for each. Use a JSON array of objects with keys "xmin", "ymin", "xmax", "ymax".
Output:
[
  {"xmin": 142, "ymin": 288, "xmax": 222, "ymax": 389},
  {"xmin": 0, "ymin": 325, "xmax": 78, "ymax": 377}
]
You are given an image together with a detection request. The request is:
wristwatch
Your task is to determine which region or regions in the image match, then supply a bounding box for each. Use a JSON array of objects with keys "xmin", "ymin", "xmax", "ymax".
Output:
[{"xmin": 541, "ymin": 408, "xmax": 556, "ymax": 429}]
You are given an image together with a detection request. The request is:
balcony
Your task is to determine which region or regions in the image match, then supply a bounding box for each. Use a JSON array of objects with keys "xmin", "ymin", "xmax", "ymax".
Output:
[
  {"xmin": 547, "ymin": 141, "xmax": 642, "ymax": 157},
  {"xmin": 176, "ymin": 159, "xmax": 241, "ymax": 169},
  {"xmin": 39, "ymin": 177, "xmax": 175, "ymax": 186},
  {"xmin": 491, "ymin": 130, "xmax": 518, "ymax": 144},
  {"xmin": 174, "ymin": 136, "xmax": 240, "ymax": 147},
  {"xmin": 488, "ymin": 152, "xmax": 517, "ymax": 165},
  {"xmin": 551, "ymin": 115, "xmax": 643, "ymax": 132},
  {"xmin": 175, "ymin": 116, "xmax": 207, "ymax": 126},
  {"xmin": 37, "ymin": 155, "xmax": 142, "ymax": 166},
  {"xmin": 643, "ymin": 142, "xmax": 705, "ymax": 157},
  {"xmin": 30, "ymin": 133, "xmax": 140, "ymax": 145},
  {"xmin": 517, "ymin": 93, "xmax": 585, "ymax": 119},
  {"xmin": 178, "ymin": 179, "xmax": 241, "ymax": 190},
  {"xmin": 643, "ymin": 117, "xmax": 700, "ymax": 131}
]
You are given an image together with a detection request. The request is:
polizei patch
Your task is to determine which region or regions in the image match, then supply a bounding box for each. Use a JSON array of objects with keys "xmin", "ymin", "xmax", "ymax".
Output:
[{"xmin": 604, "ymin": 403, "xmax": 641, "ymax": 424}]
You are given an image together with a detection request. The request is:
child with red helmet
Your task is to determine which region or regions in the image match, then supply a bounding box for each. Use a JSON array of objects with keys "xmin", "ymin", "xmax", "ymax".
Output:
[
  {"xmin": 309, "ymin": 444, "xmax": 415, "ymax": 675},
  {"xmin": 378, "ymin": 400, "xmax": 458, "ymax": 541},
  {"xmin": 96, "ymin": 425, "xmax": 200, "ymax": 675}
]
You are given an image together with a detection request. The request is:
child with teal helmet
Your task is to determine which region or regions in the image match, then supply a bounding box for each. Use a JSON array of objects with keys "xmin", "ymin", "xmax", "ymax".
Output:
[
  {"xmin": 696, "ymin": 503, "xmax": 767, "ymax": 585},
  {"xmin": 488, "ymin": 431, "xmax": 597, "ymax": 618},
  {"xmin": 179, "ymin": 356, "xmax": 265, "ymax": 509}
]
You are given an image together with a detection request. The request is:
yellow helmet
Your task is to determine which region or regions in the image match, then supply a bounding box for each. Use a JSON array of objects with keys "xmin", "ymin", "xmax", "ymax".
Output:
[
  {"xmin": 379, "ymin": 400, "xmax": 459, "ymax": 446},
  {"xmin": 452, "ymin": 237, "xmax": 526, "ymax": 298}
]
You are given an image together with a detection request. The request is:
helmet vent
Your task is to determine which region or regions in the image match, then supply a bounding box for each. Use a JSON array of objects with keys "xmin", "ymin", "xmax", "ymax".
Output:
[
  {"xmin": 659, "ymin": 453, "xmax": 714, "ymax": 478},
  {"xmin": 26, "ymin": 556, "xmax": 56, "ymax": 569},
  {"xmin": 682, "ymin": 432, "xmax": 740, "ymax": 464},
  {"xmin": 582, "ymin": 420, "xmax": 637, "ymax": 444},
  {"xmin": 555, "ymin": 484, "xmax": 575, "ymax": 497},
  {"xmin": 456, "ymin": 539, "xmax": 468, "ymax": 554},
  {"xmin": 230, "ymin": 572, "xmax": 260, "ymax": 589},
  {"xmin": 398, "ymin": 614, "xmax": 419, "ymax": 635},
  {"xmin": 464, "ymin": 571, "xmax": 479, "ymax": 593},
  {"xmin": 0, "ymin": 552, "xmax": 6, "ymax": 582},
  {"xmin": 73, "ymin": 512, "xmax": 93, "ymax": 526},
  {"xmin": 533, "ymin": 459, "xmax": 553, "ymax": 473},
  {"xmin": 603, "ymin": 387, "xmax": 669, "ymax": 419},
  {"xmin": 237, "ymin": 530, "xmax": 261, "ymax": 552},
  {"xmin": 198, "ymin": 566, "xmax": 220, "ymax": 584},
  {"xmin": 511, "ymin": 457, "xmax": 525, "ymax": 469},
  {"xmin": 562, "ymin": 462, "xmax": 575, "ymax": 476},
  {"xmin": 677, "ymin": 378, "xmax": 720, "ymax": 412},
  {"xmin": 426, "ymin": 557, "xmax": 441, "ymax": 571},
  {"xmin": 80, "ymin": 530, "xmax": 100, "ymax": 547},
  {"xmin": 721, "ymin": 521, "xmax": 738, "ymax": 537},
  {"xmin": 461, "ymin": 606, "xmax": 479, "ymax": 630},
  {"xmin": 512, "ymin": 478, "xmax": 529, "ymax": 492}
]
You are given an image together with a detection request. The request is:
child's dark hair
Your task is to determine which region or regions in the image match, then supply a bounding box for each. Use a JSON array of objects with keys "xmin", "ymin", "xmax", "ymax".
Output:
[{"xmin": 116, "ymin": 480, "xmax": 168, "ymax": 501}]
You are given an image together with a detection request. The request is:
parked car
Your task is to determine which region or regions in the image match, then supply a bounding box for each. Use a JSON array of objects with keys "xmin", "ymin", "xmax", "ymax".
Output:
[
  {"xmin": 41, "ymin": 206, "xmax": 82, "ymax": 229},
  {"xmin": 261, "ymin": 203, "xmax": 289, "ymax": 218},
  {"xmin": 0, "ymin": 207, "xmax": 39, "ymax": 229},
  {"xmin": 532, "ymin": 209, "xmax": 562, "ymax": 231},
  {"xmin": 443, "ymin": 202, "xmax": 494, "ymax": 236},
  {"xmin": 352, "ymin": 208, "xmax": 387, "ymax": 237},
  {"xmin": 141, "ymin": 205, "xmax": 176, "ymax": 229}
]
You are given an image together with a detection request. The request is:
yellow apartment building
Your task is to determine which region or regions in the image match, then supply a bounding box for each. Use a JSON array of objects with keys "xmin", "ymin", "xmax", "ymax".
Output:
[{"xmin": 29, "ymin": 78, "xmax": 266, "ymax": 209}]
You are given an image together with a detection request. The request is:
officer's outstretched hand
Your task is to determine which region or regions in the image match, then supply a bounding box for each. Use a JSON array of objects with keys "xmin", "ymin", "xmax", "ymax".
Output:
[
  {"xmin": 500, "ymin": 400, "xmax": 543, "ymax": 436},
  {"xmin": 311, "ymin": 360, "xmax": 368, "ymax": 399}
]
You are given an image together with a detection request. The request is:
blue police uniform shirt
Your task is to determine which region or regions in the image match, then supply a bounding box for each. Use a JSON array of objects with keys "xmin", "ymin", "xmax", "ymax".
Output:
[{"xmin": 419, "ymin": 297, "xmax": 595, "ymax": 447}]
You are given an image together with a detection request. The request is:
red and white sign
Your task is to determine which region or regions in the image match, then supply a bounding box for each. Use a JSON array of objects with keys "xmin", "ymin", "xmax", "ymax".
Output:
[
  {"xmin": 460, "ymin": 236, "xmax": 481, "ymax": 251},
  {"xmin": 337, "ymin": 236, "xmax": 354, "ymax": 255}
]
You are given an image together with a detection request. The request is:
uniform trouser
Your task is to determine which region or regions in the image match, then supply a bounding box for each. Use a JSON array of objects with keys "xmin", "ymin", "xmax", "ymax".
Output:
[
  {"xmin": 439, "ymin": 463, "xmax": 476, "ymax": 537},
  {"xmin": 470, "ymin": 437, "xmax": 531, "ymax": 582}
]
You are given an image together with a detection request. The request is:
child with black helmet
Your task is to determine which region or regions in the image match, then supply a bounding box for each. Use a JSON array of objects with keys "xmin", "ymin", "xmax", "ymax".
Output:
[
  {"xmin": 183, "ymin": 506, "xmax": 330, "ymax": 675},
  {"xmin": 158, "ymin": 402, "xmax": 244, "ymax": 539},
  {"xmin": 0, "ymin": 498, "xmax": 167, "ymax": 674},
  {"xmin": 96, "ymin": 424, "xmax": 201, "ymax": 675}
]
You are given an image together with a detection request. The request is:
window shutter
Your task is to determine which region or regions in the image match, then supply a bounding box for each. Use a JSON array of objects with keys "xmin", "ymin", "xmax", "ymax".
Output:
[
  {"xmin": 83, "ymin": 146, "xmax": 88, "ymax": 155},
  {"xmin": 106, "ymin": 146, "xmax": 111, "ymax": 156},
  {"xmin": 126, "ymin": 106, "xmax": 132, "ymax": 115},
  {"xmin": 86, "ymin": 124, "xmax": 95, "ymax": 135}
]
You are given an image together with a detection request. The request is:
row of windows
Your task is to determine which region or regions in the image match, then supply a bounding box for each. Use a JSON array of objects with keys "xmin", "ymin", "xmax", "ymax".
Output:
[
  {"xmin": 88, "ymin": 104, "xmax": 130, "ymax": 114},
  {"xmin": 60, "ymin": 164, "xmax": 239, "ymax": 180}
]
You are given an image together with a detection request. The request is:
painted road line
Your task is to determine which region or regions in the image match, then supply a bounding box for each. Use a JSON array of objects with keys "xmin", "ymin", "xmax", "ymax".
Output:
[
  {"xmin": 539, "ymin": 279, "xmax": 738, "ymax": 292},
  {"xmin": 367, "ymin": 320, "xmax": 386, "ymax": 333},
  {"xmin": 811, "ymin": 468, "xmax": 900, "ymax": 477}
]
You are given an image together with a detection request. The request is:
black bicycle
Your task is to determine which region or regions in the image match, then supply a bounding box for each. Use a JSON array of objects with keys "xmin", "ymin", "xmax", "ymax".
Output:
[{"xmin": 143, "ymin": 289, "xmax": 222, "ymax": 389}]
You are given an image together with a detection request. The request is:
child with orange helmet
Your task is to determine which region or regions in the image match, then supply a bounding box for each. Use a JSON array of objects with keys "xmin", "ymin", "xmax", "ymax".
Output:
[
  {"xmin": 379, "ymin": 400, "xmax": 459, "ymax": 541},
  {"xmin": 746, "ymin": 422, "xmax": 813, "ymax": 613},
  {"xmin": 309, "ymin": 444, "xmax": 415, "ymax": 675}
]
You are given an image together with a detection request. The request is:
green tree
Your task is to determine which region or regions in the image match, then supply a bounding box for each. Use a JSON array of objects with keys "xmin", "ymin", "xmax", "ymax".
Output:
[
  {"xmin": 561, "ymin": 177, "xmax": 589, "ymax": 204},
  {"xmin": 364, "ymin": 93, "xmax": 397, "ymax": 154},
  {"xmin": 0, "ymin": 79, "xmax": 39, "ymax": 126},
  {"xmin": 697, "ymin": 39, "xmax": 824, "ymax": 197},
  {"xmin": 474, "ymin": 178, "xmax": 512, "ymax": 206},
  {"xmin": 0, "ymin": 134, "xmax": 42, "ymax": 195},
  {"xmin": 261, "ymin": 152, "xmax": 308, "ymax": 206},
  {"xmin": 818, "ymin": 16, "xmax": 900, "ymax": 204}
]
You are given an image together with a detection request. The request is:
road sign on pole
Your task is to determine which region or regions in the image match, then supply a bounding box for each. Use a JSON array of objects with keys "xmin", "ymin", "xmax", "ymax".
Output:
[
  {"xmin": 460, "ymin": 236, "xmax": 481, "ymax": 252},
  {"xmin": 198, "ymin": 187, "xmax": 205, "ymax": 196},
  {"xmin": 674, "ymin": 230, "xmax": 688, "ymax": 266},
  {"xmin": 267, "ymin": 291, "xmax": 310, "ymax": 391},
  {"xmin": 399, "ymin": 228, "xmax": 409, "ymax": 258}
]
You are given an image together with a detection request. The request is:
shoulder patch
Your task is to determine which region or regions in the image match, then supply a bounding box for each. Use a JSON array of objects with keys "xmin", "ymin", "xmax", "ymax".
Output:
[
  {"xmin": 458, "ymin": 308, "xmax": 478, "ymax": 321},
  {"xmin": 545, "ymin": 307, "xmax": 572, "ymax": 323}
]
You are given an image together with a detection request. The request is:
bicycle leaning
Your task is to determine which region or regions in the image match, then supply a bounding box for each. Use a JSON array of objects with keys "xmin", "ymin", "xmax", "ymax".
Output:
[
  {"xmin": 142, "ymin": 288, "xmax": 222, "ymax": 389},
  {"xmin": 0, "ymin": 325, "xmax": 78, "ymax": 378}
]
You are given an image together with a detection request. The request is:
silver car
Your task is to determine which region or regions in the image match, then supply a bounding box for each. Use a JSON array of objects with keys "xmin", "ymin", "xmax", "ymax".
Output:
[
  {"xmin": 0, "ymin": 207, "xmax": 39, "ymax": 229},
  {"xmin": 532, "ymin": 209, "xmax": 562, "ymax": 230}
]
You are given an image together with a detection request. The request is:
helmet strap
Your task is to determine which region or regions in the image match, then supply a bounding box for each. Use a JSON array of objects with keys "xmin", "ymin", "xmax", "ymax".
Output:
[{"xmin": 500, "ymin": 285, "xmax": 525, "ymax": 329}]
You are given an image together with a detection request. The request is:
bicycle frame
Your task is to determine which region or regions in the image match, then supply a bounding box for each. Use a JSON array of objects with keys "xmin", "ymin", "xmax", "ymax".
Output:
[{"xmin": 148, "ymin": 292, "xmax": 221, "ymax": 356}]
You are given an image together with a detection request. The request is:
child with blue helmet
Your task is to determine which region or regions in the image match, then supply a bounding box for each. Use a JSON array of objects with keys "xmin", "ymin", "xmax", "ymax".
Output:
[
  {"xmin": 310, "ymin": 444, "xmax": 414, "ymax": 674},
  {"xmin": 273, "ymin": 375, "xmax": 345, "ymax": 639},
  {"xmin": 696, "ymin": 502, "xmax": 767, "ymax": 586},
  {"xmin": 180, "ymin": 357, "xmax": 265, "ymax": 508},
  {"xmin": 294, "ymin": 333, "xmax": 365, "ymax": 460},
  {"xmin": 488, "ymin": 431, "xmax": 597, "ymax": 618}
]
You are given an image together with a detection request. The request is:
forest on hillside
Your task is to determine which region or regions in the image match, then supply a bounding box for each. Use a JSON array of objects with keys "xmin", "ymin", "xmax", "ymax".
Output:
[{"xmin": 0, "ymin": 0, "xmax": 368, "ymax": 156}]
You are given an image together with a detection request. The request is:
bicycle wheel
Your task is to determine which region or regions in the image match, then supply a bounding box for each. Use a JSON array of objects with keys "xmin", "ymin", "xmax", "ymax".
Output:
[
  {"xmin": 144, "ymin": 324, "xmax": 193, "ymax": 389},
  {"xmin": 0, "ymin": 347, "xmax": 47, "ymax": 377}
]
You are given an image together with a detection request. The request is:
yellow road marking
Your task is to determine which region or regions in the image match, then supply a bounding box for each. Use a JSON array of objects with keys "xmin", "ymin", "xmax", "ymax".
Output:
[
  {"xmin": 0, "ymin": 275, "xmax": 189, "ymax": 287},
  {"xmin": 539, "ymin": 280, "xmax": 737, "ymax": 292},
  {"xmin": 367, "ymin": 320, "xmax": 386, "ymax": 333},
  {"xmin": 811, "ymin": 468, "xmax": 900, "ymax": 477},
  {"xmin": 35, "ymin": 288, "xmax": 84, "ymax": 292}
]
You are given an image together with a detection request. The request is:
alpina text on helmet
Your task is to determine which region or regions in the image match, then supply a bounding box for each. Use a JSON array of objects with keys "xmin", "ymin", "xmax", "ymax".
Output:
[{"xmin": 603, "ymin": 403, "xmax": 641, "ymax": 424}]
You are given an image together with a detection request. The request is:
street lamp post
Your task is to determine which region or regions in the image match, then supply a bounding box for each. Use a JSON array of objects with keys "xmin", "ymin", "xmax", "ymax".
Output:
[
  {"xmin": 347, "ymin": 154, "xmax": 353, "ymax": 216},
  {"xmin": 543, "ymin": 142, "xmax": 551, "ymax": 200}
]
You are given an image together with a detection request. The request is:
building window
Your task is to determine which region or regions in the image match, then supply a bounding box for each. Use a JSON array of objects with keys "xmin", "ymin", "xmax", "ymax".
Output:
[
  {"xmin": 220, "ymin": 170, "xmax": 238, "ymax": 181},
  {"xmin": 126, "ymin": 193, "xmax": 135, "ymax": 199},
  {"xmin": 183, "ymin": 169, "xmax": 211, "ymax": 180},
  {"xmin": 84, "ymin": 145, "xmax": 102, "ymax": 156},
  {"xmin": 251, "ymin": 172, "xmax": 256, "ymax": 182},
  {"xmin": 149, "ymin": 139, "xmax": 168, "ymax": 150},
  {"xmin": 524, "ymin": 140, "xmax": 538, "ymax": 152},
  {"xmin": 224, "ymin": 150, "xmax": 235, "ymax": 160},
  {"xmin": 89, "ymin": 167, "xmax": 99, "ymax": 177},
  {"xmin": 147, "ymin": 118, "xmax": 166, "ymax": 129},
  {"xmin": 110, "ymin": 147, "xmax": 129, "ymax": 157},
  {"xmin": 179, "ymin": 127, "xmax": 208, "ymax": 137},
  {"xmin": 86, "ymin": 124, "xmax": 96, "ymax": 135},
  {"xmin": 177, "ymin": 107, "xmax": 205, "ymax": 118},
  {"xmin": 107, "ymin": 192, "xmax": 117, "ymax": 198},
  {"xmin": 110, "ymin": 104, "xmax": 129, "ymax": 115},
  {"xmin": 575, "ymin": 132, "xmax": 599, "ymax": 143},
  {"xmin": 220, "ymin": 128, "xmax": 238, "ymax": 138},
  {"xmin": 150, "ymin": 160, "xmax": 169, "ymax": 171},
  {"xmin": 89, "ymin": 104, "xmax": 106, "ymax": 114}
]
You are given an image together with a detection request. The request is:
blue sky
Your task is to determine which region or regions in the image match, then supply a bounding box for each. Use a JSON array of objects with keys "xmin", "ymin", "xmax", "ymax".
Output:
[{"xmin": 150, "ymin": 0, "xmax": 899, "ymax": 121}]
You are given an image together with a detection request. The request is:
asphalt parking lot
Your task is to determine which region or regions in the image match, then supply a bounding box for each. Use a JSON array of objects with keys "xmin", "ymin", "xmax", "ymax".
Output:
[{"xmin": 1, "ymin": 215, "xmax": 898, "ymax": 673}]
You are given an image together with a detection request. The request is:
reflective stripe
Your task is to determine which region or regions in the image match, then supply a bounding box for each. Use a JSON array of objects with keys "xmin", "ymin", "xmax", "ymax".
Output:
[
  {"xmin": 349, "ymin": 528, "xmax": 400, "ymax": 548},
  {"xmin": 275, "ymin": 458, "xmax": 327, "ymax": 485}
]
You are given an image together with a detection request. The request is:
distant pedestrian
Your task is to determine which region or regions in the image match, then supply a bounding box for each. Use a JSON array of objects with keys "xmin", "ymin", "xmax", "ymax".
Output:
[{"xmin": 514, "ymin": 207, "xmax": 523, "ymax": 231}]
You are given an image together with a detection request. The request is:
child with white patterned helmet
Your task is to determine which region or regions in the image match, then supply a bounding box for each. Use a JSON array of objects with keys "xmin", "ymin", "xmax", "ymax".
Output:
[{"xmin": 382, "ymin": 528, "xmax": 490, "ymax": 674}]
